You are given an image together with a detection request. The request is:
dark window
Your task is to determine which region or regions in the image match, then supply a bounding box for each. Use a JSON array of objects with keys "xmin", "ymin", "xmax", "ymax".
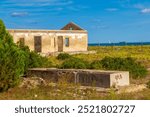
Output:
[
  {"xmin": 34, "ymin": 36, "xmax": 42, "ymax": 52},
  {"xmin": 54, "ymin": 38, "xmax": 56, "ymax": 47},
  {"xmin": 65, "ymin": 38, "xmax": 69, "ymax": 47},
  {"xmin": 19, "ymin": 38, "xmax": 25, "ymax": 46},
  {"xmin": 69, "ymin": 27, "xmax": 73, "ymax": 30}
]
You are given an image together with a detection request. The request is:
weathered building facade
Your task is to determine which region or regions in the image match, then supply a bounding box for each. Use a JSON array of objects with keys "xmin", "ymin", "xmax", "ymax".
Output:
[{"xmin": 8, "ymin": 22, "xmax": 88, "ymax": 54}]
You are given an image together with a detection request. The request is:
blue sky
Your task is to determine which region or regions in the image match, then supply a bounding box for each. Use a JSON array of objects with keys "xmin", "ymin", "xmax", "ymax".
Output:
[{"xmin": 1, "ymin": 0, "xmax": 150, "ymax": 43}]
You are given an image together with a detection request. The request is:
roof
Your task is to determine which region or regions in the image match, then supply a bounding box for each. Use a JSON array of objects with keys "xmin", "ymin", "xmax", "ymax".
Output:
[
  {"xmin": 7, "ymin": 22, "xmax": 87, "ymax": 33},
  {"xmin": 61, "ymin": 22, "xmax": 84, "ymax": 30},
  {"xmin": 7, "ymin": 29, "xmax": 87, "ymax": 34}
]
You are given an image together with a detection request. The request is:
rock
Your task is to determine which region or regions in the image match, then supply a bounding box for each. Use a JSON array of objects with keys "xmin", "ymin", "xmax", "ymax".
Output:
[
  {"xmin": 19, "ymin": 77, "xmax": 47, "ymax": 89},
  {"xmin": 34, "ymin": 94, "xmax": 38, "ymax": 98}
]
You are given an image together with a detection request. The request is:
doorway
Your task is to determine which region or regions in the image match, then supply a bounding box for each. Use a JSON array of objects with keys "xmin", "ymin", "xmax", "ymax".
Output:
[
  {"xmin": 57, "ymin": 36, "xmax": 63, "ymax": 52},
  {"xmin": 34, "ymin": 36, "xmax": 42, "ymax": 52}
]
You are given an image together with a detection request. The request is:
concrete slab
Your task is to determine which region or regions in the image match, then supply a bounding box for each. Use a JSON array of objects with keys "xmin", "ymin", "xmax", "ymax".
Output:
[{"xmin": 27, "ymin": 68, "xmax": 130, "ymax": 88}]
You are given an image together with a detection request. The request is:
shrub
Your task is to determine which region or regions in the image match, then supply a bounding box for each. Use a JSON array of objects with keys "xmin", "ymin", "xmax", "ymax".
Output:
[
  {"xmin": 0, "ymin": 19, "xmax": 26, "ymax": 92},
  {"xmin": 28, "ymin": 51, "xmax": 52, "ymax": 68},
  {"xmin": 18, "ymin": 45, "xmax": 52, "ymax": 72},
  {"xmin": 57, "ymin": 53, "xmax": 72, "ymax": 60},
  {"xmin": 60, "ymin": 57, "xmax": 89, "ymax": 69},
  {"xmin": 100, "ymin": 57, "xmax": 147, "ymax": 79},
  {"xmin": 90, "ymin": 60, "xmax": 102, "ymax": 69},
  {"xmin": 0, "ymin": 19, "xmax": 53, "ymax": 92}
]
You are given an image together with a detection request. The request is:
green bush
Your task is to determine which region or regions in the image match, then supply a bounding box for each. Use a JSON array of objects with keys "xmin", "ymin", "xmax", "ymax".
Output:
[
  {"xmin": 0, "ymin": 19, "xmax": 26, "ymax": 91},
  {"xmin": 18, "ymin": 45, "xmax": 52, "ymax": 72},
  {"xmin": 100, "ymin": 57, "xmax": 147, "ymax": 79},
  {"xmin": 60, "ymin": 57, "xmax": 89, "ymax": 69},
  {"xmin": 28, "ymin": 51, "xmax": 52, "ymax": 68},
  {"xmin": 90, "ymin": 60, "xmax": 102, "ymax": 69},
  {"xmin": 0, "ymin": 19, "xmax": 53, "ymax": 92},
  {"xmin": 57, "ymin": 53, "xmax": 72, "ymax": 60}
]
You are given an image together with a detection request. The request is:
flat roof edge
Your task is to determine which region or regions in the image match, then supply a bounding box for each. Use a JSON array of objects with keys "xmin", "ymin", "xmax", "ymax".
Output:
[{"xmin": 7, "ymin": 29, "xmax": 88, "ymax": 33}]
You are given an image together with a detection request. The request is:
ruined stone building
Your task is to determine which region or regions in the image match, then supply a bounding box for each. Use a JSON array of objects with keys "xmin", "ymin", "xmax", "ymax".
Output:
[{"xmin": 8, "ymin": 22, "xmax": 88, "ymax": 54}]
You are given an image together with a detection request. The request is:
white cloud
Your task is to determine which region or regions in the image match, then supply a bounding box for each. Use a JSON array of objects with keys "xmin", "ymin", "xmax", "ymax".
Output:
[
  {"xmin": 9, "ymin": 0, "xmax": 73, "ymax": 7},
  {"xmin": 105, "ymin": 8, "xmax": 119, "ymax": 12},
  {"xmin": 133, "ymin": 3, "xmax": 150, "ymax": 14},
  {"xmin": 11, "ymin": 12, "xmax": 28, "ymax": 17},
  {"xmin": 141, "ymin": 8, "xmax": 150, "ymax": 14},
  {"xmin": 93, "ymin": 19, "xmax": 102, "ymax": 23},
  {"xmin": 67, "ymin": 5, "xmax": 88, "ymax": 11},
  {"xmin": 53, "ymin": 7, "xmax": 63, "ymax": 11}
]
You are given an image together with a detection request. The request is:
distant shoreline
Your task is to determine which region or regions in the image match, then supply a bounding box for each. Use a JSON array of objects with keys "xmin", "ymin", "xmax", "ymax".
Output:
[{"xmin": 88, "ymin": 42, "xmax": 150, "ymax": 46}]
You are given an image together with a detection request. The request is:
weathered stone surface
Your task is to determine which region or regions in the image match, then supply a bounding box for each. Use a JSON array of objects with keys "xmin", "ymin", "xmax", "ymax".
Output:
[
  {"xmin": 7, "ymin": 29, "xmax": 88, "ymax": 54},
  {"xmin": 27, "ymin": 68, "xmax": 130, "ymax": 88},
  {"xmin": 47, "ymin": 51, "xmax": 97, "ymax": 57},
  {"xmin": 19, "ymin": 77, "xmax": 47, "ymax": 89}
]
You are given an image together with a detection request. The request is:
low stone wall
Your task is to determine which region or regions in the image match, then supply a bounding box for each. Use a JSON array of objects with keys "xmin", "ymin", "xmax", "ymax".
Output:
[
  {"xmin": 27, "ymin": 68, "xmax": 130, "ymax": 88},
  {"xmin": 40, "ymin": 51, "xmax": 97, "ymax": 57}
]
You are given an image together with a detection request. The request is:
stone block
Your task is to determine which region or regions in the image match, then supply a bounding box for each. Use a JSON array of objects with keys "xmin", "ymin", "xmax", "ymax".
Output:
[{"xmin": 27, "ymin": 68, "xmax": 130, "ymax": 88}]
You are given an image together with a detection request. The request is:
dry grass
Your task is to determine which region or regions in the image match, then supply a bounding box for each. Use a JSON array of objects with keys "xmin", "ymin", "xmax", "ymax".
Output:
[
  {"xmin": 0, "ymin": 80, "xmax": 150, "ymax": 100},
  {"xmin": 48, "ymin": 46, "xmax": 150, "ymax": 67}
]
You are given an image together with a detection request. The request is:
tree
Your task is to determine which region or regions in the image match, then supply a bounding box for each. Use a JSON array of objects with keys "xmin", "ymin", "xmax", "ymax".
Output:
[{"xmin": 0, "ymin": 19, "xmax": 26, "ymax": 92}]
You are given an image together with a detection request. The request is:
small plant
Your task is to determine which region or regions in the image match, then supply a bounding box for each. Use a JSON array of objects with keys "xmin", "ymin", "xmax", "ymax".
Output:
[
  {"xmin": 60, "ymin": 57, "xmax": 90, "ymax": 69},
  {"xmin": 18, "ymin": 45, "xmax": 53, "ymax": 74},
  {"xmin": 100, "ymin": 57, "xmax": 147, "ymax": 79},
  {"xmin": 57, "ymin": 53, "xmax": 72, "ymax": 60},
  {"xmin": 90, "ymin": 60, "xmax": 102, "ymax": 69},
  {"xmin": 28, "ymin": 51, "xmax": 52, "ymax": 68}
]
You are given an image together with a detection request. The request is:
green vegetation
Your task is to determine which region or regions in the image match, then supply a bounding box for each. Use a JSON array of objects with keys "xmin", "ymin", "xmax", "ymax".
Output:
[
  {"xmin": 100, "ymin": 57, "xmax": 147, "ymax": 79},
  {"xmin": 58, "ymin": 56, "xmax": 147, "ymax": 79},
  {"xmin": 19, "ymin": 46, "xmax": 52, "ymax": 72},
  {"xmin": 60, "ymin": 57, "xmax": 90, "ymax": 69},
  {"xmin": 0, "ymin": 19, "xmax": 52, "ymax": 92},
  {"xmin": 0, "ymin": 19, "xmax": 26, "ymax": 92},
  {"xmin": 71, "ymin": 46, "xmax": 150, "ymax": 68},
  {"xmin": 57, "ymin": 53, "xmax": 72, "ymax": 60},
  {"xmin": 49, "ymin": 46, "xmax": 150, "ymax": 71},
  {"xmin": 90, "ymin": 60, "xmax": 102, "ymax": 69},
  {"xmin": 0, "ymin": 18, "xmax": 150, "ymax": 99}
]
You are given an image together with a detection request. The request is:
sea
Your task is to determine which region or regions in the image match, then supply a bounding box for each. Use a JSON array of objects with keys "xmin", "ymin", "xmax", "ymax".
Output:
[{"xmin": 88, "ymin": 42, "xmax": 150, "ymax": 46}]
